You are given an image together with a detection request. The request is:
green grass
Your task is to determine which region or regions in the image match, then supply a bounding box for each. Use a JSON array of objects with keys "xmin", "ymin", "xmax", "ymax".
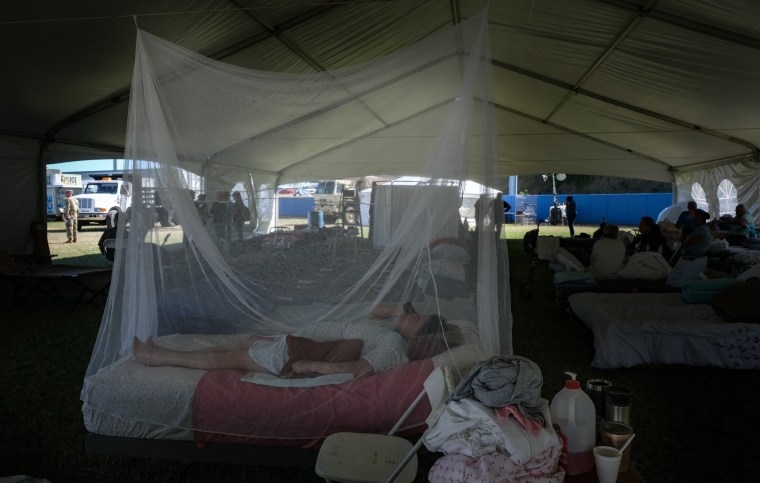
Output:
[{"xmin": 1, "ymin": 222, "xmax": 755, "ymax": 482}]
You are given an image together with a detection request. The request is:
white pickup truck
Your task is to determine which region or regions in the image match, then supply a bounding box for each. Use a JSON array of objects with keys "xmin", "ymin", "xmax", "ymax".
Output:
[
  {"xmin": 74, "ymin": 178, "xmax": 175, "ymax": 230},
  {"xmin": 73, "ymin": 178, "xmax": 132, "ymax": 230}
]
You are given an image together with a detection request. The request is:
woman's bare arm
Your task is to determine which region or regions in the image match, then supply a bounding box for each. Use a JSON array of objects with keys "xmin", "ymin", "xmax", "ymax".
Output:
[{"xmin": 369, "ymin": 303, "xmax": 403, "ymax": 319}]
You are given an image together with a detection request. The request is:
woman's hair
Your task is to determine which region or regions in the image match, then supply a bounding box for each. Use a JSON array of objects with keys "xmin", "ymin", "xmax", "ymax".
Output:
[
  {"xmin": 603, "ymin": 224, "xmax": 619, "ymax": 239},
  {"xmin": 407, "ymin": 315, "xmax": 464, "ymax": 360},
  {"xmin": 420, "ymin": 314, "xmax": 447, "ymax": 336}
]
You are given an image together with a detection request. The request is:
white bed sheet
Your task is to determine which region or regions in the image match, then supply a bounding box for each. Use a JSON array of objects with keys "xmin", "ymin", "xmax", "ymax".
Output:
[
  {"xmin": 83, "ymin": 333, "xmax": 240, "ymax": 440},
  {"xmin": 83, "ymin": 319, "xmax": 484, "ymax": 440},
  {"xmin": 568, "ymin": 292, "xmax": 760, "ymax": 369}
]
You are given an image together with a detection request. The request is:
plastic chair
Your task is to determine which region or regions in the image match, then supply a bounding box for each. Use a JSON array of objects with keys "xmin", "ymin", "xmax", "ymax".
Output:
[
  {"xmin": 315, "ymin": 366, "xmax": 448, "ymax": 483},
  {"xmin": 102, "ymin": 238, "xmax": 117, "ymax": 267}
]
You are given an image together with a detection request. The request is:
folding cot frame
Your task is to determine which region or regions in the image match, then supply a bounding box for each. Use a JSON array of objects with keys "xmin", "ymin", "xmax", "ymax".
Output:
[
  {"xmin": 1, "ymin": 265, "xmax": 112, "ymax": 310},
  {"xmin": 85, "ymin": 368, "xmax": 446, "ymax": 479},
  {"xmin": 85, "ymin": 433, "xmax": 319, "ymax": 468}
]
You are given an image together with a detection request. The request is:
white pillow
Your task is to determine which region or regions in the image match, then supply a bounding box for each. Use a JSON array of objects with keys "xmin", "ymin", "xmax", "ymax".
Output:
[
  {"xmin": 555, "ymin": 247, "xmax": 584, "ymax": 272},
  {"xmin": 737, "ymin": 263, "xmax": 760, "ymax": 281},
  {"xmin": 666, "ymin": 256, "xmax": 708, "ymax": 287},
  {"xmin": 431, "ymin": 243, "xmax": 470, "ymax": 262},
  {"xmin": 618, "ymin": 251, "xmax": 671, "ymax": 280},
  {"xmin": 617, "ymin": 231, "xmax": 635, "ymax": 245}
]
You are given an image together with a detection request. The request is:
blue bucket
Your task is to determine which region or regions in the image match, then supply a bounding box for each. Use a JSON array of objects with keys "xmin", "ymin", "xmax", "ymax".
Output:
[{"xmin": 308, "ymin": 210, "xmax": 324, "ymax": 229}]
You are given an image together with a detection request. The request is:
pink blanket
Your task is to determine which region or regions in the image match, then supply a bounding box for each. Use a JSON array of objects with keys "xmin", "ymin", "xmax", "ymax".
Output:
[
  {"xmin": 192, "ymin": 358, "xmax": 434, "ymax": 448},
  {"xmin": 429, "ymin": 444, "xmax": 565, "ymax": 483}
]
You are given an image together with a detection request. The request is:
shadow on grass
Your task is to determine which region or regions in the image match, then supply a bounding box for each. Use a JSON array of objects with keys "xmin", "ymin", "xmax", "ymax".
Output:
[{"xmin": 55, "ymin": 253, "xmax": 106, "ymax": 267}]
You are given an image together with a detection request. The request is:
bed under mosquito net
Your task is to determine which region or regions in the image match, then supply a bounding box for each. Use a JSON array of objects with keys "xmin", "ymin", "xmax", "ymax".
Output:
[{"xmin": 81, "ymin": 12, "xmax": 512, "ymax": 464}]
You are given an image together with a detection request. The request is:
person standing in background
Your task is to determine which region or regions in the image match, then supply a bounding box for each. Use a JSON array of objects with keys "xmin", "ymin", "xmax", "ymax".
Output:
[
  {"xmin": 565, "ymin": 196, "xmax": 577, "ymax": 237},
  {"xmin": 210, "ymin": 190, "xmax": 231, "ymax": 244},
  {"xmin": 63, "ymin": 190, "xmax": 79, "ymax": 243},
  {"xmin": 231, "ymin": 191, "xmax": 251, "ymax": 241}
]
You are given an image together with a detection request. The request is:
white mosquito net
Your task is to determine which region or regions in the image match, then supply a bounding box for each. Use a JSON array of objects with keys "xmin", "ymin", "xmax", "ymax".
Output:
[{"xmin": 82, "ymin": 11, "xmax": 512, "ymax": 446}]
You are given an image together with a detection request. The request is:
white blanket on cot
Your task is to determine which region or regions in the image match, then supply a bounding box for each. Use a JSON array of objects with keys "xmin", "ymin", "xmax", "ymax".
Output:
[
  {"xmin": 423, "ymin": 398, "xmax": 558, "ymax": 465},
  {"xmin": 617, "ymin": 251, "xmax": 671, "ymax": 280},
  {"xmin": 567, "ymin": 292, "xmax": 760, "ymax": 368}
]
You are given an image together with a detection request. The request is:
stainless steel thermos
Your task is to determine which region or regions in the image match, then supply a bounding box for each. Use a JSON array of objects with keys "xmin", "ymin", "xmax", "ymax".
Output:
[
  {"xmin": 604, "ymin": 385, "xmax": 633, "ymax": 424},
  {"xmin": 585, "ymin": 379, "xmax": 611, "ymax": 419}
]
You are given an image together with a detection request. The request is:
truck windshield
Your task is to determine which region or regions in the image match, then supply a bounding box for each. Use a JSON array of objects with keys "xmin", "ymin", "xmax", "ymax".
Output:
[
  {"xmin": 315, "ymin": 181, "xmax": 334, "ymax": 195},
  {"xmin": 84, "ymin": 183, "xmax": 118, "ymax": 194}
]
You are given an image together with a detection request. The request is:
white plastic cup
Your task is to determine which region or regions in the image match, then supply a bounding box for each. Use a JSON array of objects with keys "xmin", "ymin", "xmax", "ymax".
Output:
[{"xmin": 593, "ymin": 445, "xmax": 622, "ymax": 483}]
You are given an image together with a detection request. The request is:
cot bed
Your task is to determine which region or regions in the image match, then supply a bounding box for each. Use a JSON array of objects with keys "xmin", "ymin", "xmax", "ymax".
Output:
[
  {"xmin": 567, "ymin": 292, "xmax": 760, "ymax": 369},
  {"xmin": 554, "ymin": 278, "xmax": 680, "ymax": 308},
  {"xmin": 1, "ymin": 265, "xmax": 112, "ymax": 309},
  {"xmin": 83, "ymin": 319, "xmax": 485, "ymax": 465},
  {"xmin": 552, "ymin": 250, "xmax": 679, "ymax": 308}
]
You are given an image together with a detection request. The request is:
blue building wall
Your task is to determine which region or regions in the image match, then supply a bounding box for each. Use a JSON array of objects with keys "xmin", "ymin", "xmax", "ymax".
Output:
[
  {"xmin": 504, "ymin": 193, "xmax": 672, "ymax": 226},
  {"xmin": 281, "ymin": 193, "xmax": 674, "ymax": 226},
  {"xmin": 278, "ymin": 196, "xmax": 315, "ymax": 217}
]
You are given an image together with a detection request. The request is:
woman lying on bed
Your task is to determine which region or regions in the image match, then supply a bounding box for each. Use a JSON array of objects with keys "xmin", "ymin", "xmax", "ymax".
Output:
[{"xmin": 133, "ymin": 302, "xmax": 453, "ymax": 379}]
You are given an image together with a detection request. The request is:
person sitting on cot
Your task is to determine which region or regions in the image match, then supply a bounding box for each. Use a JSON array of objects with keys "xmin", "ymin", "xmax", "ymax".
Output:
[
  {"xmin": 681, "ymin": 209, "xmax": 712, "ymax": 258},
  {"xmin": 676, "ymin": 200, "xmax": 711, "ymax": 241},
  {"xmin": 631, "ymin": 216, "xmax": 672, "ymax": 260},
  {"xmin": 726, "ymin": 203, "xmax": 756, "ymax": 246},
  {"xmin": 133, "ymin": 302, "xmax": 453, "ymax": 379},
  {"xmin": 587, "ymin": 224, "xmax": 626, "ymax": 279}
]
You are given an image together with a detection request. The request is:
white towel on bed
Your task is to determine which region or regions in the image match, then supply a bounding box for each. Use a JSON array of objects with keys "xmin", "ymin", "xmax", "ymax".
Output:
[{"xmin": 241, "ymin": 372, "xmax": 354, "ymax": 387}]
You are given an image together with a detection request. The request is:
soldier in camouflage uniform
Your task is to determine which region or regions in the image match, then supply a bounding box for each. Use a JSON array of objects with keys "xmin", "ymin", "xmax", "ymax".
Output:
[{"xmin": 63, "ymin": 190, "xmax": 79, "ymax": 243}]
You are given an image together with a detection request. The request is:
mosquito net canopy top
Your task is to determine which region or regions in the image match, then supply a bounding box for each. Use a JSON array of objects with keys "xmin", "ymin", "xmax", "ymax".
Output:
[{"xmin": 81, "ymin": 12, "xmax": 512, "ymax": 444}]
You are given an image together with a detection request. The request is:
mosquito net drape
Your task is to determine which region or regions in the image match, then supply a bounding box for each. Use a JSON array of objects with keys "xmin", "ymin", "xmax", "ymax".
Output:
[{"xmin": 82, "ymin": 11, "xmax": 512, "ymax": 445}]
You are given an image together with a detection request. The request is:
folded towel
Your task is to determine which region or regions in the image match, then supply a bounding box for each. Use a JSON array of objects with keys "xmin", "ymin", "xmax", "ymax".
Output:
[
  {"xmin": 449, "ymin": 355, "xmax": 545, "ymax": 424},
  {"xmin": 553, "ymin": 271, "xmax": 595, "ymax": 286}
]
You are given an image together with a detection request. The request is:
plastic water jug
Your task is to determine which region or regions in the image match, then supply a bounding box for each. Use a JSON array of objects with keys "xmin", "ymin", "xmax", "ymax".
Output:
[{"xmin": 550, "ymin": 371, "xmax": 597, "ymax": 475}]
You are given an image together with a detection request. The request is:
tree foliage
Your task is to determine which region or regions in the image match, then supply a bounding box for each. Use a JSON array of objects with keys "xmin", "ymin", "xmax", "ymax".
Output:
[{"xmin": 516, "ymin": 174, "xmax": 671, "ymax": 195}]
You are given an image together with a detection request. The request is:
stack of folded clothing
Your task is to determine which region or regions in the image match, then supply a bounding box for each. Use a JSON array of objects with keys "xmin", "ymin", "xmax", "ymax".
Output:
[{"xmin": 424, "ymin": 356, "xmax": 565, "ymax": 483}]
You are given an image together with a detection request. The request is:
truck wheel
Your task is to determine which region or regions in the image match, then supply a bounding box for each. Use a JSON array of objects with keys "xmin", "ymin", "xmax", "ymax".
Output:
[
  {"xmin": 77, "ymin": 220, "xmax": 84, "ymax": 231},
  {"xmin": 342, "ymin": 207, "xmax": 358, "ymax": 226},
  {"xmin": 549, "ymin": 207, "xmax": 562, "ymax": 226}
]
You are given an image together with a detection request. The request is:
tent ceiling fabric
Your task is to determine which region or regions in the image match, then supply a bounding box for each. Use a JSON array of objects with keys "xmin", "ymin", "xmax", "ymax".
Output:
[{"xmin": 2, "ymin": 0, "xmax": 760, "ymax": 250}]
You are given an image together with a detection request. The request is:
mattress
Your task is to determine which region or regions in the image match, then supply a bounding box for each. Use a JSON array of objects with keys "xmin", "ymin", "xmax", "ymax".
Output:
[
  {"xmin": 83, "ymin": 319, "xmax": 485, "ymax": 445},
  {"xmin": 554, "ymin": 278, "xmax": 679, "ymax": 308},
  {"xmin": 567, "ymin": 292, "xmax": 760, "ymax": 369}
]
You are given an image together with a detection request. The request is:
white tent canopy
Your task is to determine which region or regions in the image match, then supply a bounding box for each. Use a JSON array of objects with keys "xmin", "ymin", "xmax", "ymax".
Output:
[{"xmin": 3, "ymin": 0, "xmax": 760, "ymax": 254}]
